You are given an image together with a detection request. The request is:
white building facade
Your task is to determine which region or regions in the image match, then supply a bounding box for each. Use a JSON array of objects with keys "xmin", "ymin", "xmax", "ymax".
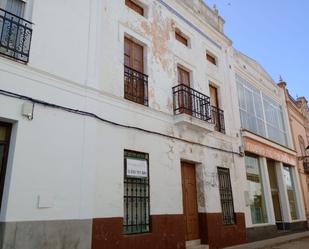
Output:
[
  {"xmin": 233, "ymin": 50, "xmax": 307, "ymax": 242},
  {"xmin": 0, "ymin": 1, "xmax": 248, "ymax": 249}
]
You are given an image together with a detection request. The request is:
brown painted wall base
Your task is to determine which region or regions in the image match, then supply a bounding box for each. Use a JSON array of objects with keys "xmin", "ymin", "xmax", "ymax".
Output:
[
  {"xmin": 92, "ymin": 215, "xmax": 185, "ymax": 249},
  {"xmin": 199, "ymin": 213, "xmax": 246, "ymax": 249}
]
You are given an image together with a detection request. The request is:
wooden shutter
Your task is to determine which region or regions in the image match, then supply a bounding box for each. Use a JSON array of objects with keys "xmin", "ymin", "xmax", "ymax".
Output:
[
  {"xmin": 177, "ymin": 67, "xmax": 190, "ymax": 86},
  {"xmin": 210, "ymin": 85, "xmax": 219, "ymax": 107},
  {"xmin": 175, "ymin": 30, "xmax": 188, "ymax": 46},
  {"xmin": 124, "ymin": 37, "xmax": 143, "ymax": 73},
  {"xmin": 125, "ymin": 0, "xmax": 144, "ymax": 16},
  {"xmin": 206, "ymin": 53, "xmax": 216, "ymax": 65}
]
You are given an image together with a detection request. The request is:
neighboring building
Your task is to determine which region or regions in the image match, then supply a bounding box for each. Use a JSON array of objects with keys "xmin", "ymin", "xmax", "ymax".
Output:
[
  {"xmin": 233, "ymin": 50, "xmax": 307, "ymax": 242},
  {"xmin": 279, "ymin": 81, "xmax": 309, "ymax": 226},
  {"xmin": 0, "ymin": 1, "xmax": 247, "ymax": 249}
]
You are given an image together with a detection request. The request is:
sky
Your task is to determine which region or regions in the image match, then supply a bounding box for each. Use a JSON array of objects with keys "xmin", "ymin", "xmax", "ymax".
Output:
[{"xmin": 204, "ymin": 0, "xmax": 309, "ymax": 100}]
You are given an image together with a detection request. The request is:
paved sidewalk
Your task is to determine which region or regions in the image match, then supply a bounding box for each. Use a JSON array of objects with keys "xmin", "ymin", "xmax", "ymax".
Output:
[
  {"xmin": 265, "ymin": 237, "xmax": 309, "ymax": 249},
  {"xmin": 224, "ymin": 231, "xmax": 309, "ymax": 249}
]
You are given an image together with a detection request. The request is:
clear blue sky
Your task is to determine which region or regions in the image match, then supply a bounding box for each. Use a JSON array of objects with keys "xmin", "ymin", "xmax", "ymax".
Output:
[{"xmin": 205, "ymin": 0, "xmax": 309, "ymax": 100}]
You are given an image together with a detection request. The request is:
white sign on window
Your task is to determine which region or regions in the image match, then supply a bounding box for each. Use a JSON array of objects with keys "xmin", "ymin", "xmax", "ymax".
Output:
[{"xmin": 126, "ymin": 158, "xmax": 148, "ymax": 178}]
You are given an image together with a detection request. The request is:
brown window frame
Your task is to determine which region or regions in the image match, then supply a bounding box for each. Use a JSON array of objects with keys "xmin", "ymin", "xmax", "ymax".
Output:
[
  {"xmin": 175, "ymin": 29, "xmax": 188, "ymax": 47},
  {"xmin": 125, "ymin": 0, "xmax": 144, "ymax": 16},
  {"xmin": 206, "ymin": 52, "xmax": 217, "ymax": 65}
]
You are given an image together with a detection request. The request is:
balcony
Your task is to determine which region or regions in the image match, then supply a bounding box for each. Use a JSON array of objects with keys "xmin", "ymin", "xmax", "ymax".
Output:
[
  {"xmin": 172, "ymin": 84, "xmax": 226, "ymax": 133},
  {"xmin": 124, "ymin": 65, "xmax": 148, "ymax": 106},
  {"xmin": 211, "ymin": 105, "xmax": 225, "ymax": 134},
  {"xmin": 0, "ymin": 8, "xmax": 32, "ymax": 63},
  {"xmin": 304, "ymin": 157, "xmax": 309, "ymax": 174}
]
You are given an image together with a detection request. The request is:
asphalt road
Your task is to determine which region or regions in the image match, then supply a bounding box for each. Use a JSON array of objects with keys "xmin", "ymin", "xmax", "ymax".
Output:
[{"xmin": 266, "ymin": 237, "xmax": 309, "ymax": 249}]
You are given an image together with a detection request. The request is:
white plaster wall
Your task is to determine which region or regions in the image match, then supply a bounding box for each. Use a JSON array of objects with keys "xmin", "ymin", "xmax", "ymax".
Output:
[{"xmin": 0, "ymin": 0, "xmax": 246, "ymax": 222}]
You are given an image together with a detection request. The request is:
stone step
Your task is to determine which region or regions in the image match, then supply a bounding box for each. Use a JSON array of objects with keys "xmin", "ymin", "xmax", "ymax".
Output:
[{"xmin": 187, "ymin": 245, "xmax": 209, "ymax": 249}]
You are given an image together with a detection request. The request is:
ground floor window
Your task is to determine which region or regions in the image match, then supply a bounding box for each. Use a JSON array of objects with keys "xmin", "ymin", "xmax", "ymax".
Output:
[
  {"xmin": 218, "ymin": 167, "xmax": 235, "ymax": 225},
  {"xmin": 245, "ymin": 154, "xmax": 268, "ymax": 224},
  {"xmin": 283, "ymin": 165, "xmax": 299, "ymax": 220},
  {"xmin": 123, "ymin": 150, "xmax": 150, "ymax": 234},
  {"xmin": 0, "ymin": 122, "xmax": 12, "ymax": 211}
]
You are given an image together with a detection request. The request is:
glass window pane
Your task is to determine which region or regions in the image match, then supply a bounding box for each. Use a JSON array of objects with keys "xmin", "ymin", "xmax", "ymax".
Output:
[
  {"xmin": 245, "ymin": 155, "xmax": 268, "ymax": 224},
  {"xmin": 283, "ymin": 166, "xmax": 299, "ymax": 220}
]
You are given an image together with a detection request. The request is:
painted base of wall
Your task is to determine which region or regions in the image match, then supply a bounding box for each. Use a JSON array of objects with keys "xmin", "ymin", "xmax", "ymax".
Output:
[
  {"xmin": 92, "ymin": 215, "xmax": 185, "ymax": 249},
  {"xmin": 0, "ymin": 220, "xmax": 92, "ymax": 249},
  {"xmin": 199, "ymin": 213, "xmax": 246, "ymax": 249},
  {"xmin": 247, "ymin": 221, "xmax": 308, "ymax": 242}
]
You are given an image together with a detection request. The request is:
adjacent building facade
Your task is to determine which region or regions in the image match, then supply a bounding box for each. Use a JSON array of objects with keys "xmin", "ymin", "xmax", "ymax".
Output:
[
  {"xmin": 279, "ymin": 82, "xmax": 309, "ymax": 226},
  {"xmin": 233, "ymin": 51, "xmax": 307, "ymax": 242},
  {"xmin": 0, "ymin": 0, "xmax": 306, "ymax": 249}
]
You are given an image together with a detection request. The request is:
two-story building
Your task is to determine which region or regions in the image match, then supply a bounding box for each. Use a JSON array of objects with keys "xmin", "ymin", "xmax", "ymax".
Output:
[
  {"xmin": 0, "ymin": 1, "xmax": 247, "ymax": 249},
  {"xmin": 279, "ymin": 81, "xmax": 309, "ymax": 227},
  {"xmin": 233, "ymin": 50, "xmax": 307, "ymax": 242}
]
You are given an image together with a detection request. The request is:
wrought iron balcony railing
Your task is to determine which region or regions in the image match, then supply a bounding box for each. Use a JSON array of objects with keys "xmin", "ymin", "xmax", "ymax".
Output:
[
  {"xmin": 173, "ymin": 84, "xmax": 212, "ymax": 122},
  {"xmin": 124, "ymin": 65, "xmax": 148, "ymax": 106},
  {"xmin": 0, "ymin": 8, "xmax": 32, "ymax": 63},
  {"xmin": 304, "ymin": 157, "xmax": 309, "ymax": 174},
  {"xmin": 211, "ymin": 105, "xmax": 225, "ymax": 134}
]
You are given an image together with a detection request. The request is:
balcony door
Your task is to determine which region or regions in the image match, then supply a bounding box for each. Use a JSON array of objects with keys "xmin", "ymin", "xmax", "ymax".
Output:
[
  {"xmin": 177, "ymin": 67, "xmax": 192, "ymax": 115},
  {"xmin": 5, "ymin": 0, "xmax": 25, "ymax": 16},
  {"xmin": 209, "ymin": 85, "xmax": 219, "ymax": 108},
  {"xmin": 0, "ymin": 122, "xmax": 11, "ymax": 211},
  {"xmin": 124, "ymin": 37, "xmax": 145, "ymax": 105}
]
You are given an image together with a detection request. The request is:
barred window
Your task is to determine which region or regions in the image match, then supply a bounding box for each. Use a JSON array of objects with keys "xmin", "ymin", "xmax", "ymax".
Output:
[
  {"xmin": 124, "ymin": 150, "xmax": 150, "ymax": 234},
  {"xmin": 218, "ymin": 167, "xmax": 235, "ymax": 225}
]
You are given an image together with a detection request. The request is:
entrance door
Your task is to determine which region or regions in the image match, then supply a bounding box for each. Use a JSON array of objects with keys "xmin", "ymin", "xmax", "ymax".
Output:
[
  {"xmin": 267, "ymin": 160, "xmax": 283, "ymax": 223},
  {"xmin": 0, "ymin": 122, "xmax": 11, "ymax": 211},
  {"xmin": 181, "ymin": 162, "xmax": 199, "ymax": 241}
]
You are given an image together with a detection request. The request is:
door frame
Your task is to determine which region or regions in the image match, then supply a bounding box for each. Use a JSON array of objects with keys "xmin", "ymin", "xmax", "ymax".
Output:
[
  {"xmin": 0, "ymin": 121, "xmax": 12, "ymax": 212},
  {"xmin": 181, "ymin": 160, "xmax": 200, "ymax": 242}
]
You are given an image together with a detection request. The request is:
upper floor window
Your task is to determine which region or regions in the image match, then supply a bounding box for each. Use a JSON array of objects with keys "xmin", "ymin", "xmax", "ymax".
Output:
[
  {"xmin": 124, "ymin": 37, "xmax": 148, "ymax": 106},
  {"xmin": 236, "ymin": 75, "xmax": 288, "ymax": 146},
  {"xmin": 206, "ymin": 51, "xmax": 217, "ymax": 65},
  {"xmin": 175, "ymin": 29, "xmax": 188, "ymax": 47},
  {"xmin": 209, "ymin": 84, "xmax": 225, "ymax": 133},
  {"xmin": 0, "ymin": 0, "xmax": 32, "ymax": 63},
  {"xmin": 125, "ymin": 0, "xmax": 144, "ymax": 16}
]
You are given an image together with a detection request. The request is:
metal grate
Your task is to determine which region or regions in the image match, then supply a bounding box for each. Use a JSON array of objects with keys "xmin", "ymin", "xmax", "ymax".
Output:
[
  {"xmin": 211, "ymin": 105, "xmax": 225, "ymax": 134},
  {"xmin": 218, "ymin": 167, "xmax": 235, "ymax": 225},
  {"xmin": 124, "ymin": 66, "xmax": 148, "ymax": 106},
  {"xmin": 0, "ymin": 8, "xmax": 32, "ymax": 63},
  {"xmin": 123, "ymin": 150, "xmax": 150, "ymax": 234},
  {"xmin": 173, "ymin": 84, "xmax": 212, "ymax": 122}
]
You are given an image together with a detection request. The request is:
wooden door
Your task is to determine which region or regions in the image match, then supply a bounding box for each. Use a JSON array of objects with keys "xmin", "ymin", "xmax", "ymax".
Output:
[
  {"xmin": 124, "ymin": 37, "xmax": 144, "ymax": 104},
  {"xmin": 209, "ymin": 85, "xmax": 218, "ymax": 108},
  {"xmin": 181, "ymin": 162, "xmax": 199, "ymax": 241},
  {"xmin": 177, "ymin": 67, "xmax": 192, "ymax": 114},
  {"xmin": 0, "ymin": 122, "xmax": 11, "ymax": 211}
]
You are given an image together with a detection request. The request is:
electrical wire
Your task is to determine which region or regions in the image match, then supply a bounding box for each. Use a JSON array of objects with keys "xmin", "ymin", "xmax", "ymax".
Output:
[{"xmin": 0, "ymin": 88, "xmax": 242, "ymax": 156}]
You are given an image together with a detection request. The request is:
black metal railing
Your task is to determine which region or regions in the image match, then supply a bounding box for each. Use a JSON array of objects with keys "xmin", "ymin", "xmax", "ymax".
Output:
[
  {"xmin": 0, "ymin": 8, "xmax": 32, "ymax": 63},
  {"xmin": 304, "ymin": 157, "xmax": 309, "ymax": 174},
  {"xmin": 173, "ymin": 84, "xmax": 212, "ymax": 122},
  {"xmin": 124, "ymin": 65, "xmax": 148, "ymax": 106},
  {"xmin": 211, "ymin": 106, "xmax": 225, "ymax": 134}
]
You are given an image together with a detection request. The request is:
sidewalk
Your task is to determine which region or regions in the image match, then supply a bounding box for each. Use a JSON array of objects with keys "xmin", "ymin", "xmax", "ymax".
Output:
[{"xmin": 224, "ymin": 231, "xmax": 309, "ymax": 249}]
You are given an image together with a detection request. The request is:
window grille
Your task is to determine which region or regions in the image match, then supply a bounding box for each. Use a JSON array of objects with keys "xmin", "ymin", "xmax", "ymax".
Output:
[
  {"xmin": 123, "ymin": 150, "xmax": 150, "ymax": 234},
  {"xmin": 217, "ymin": 167, "xmax": 235, "ymax": 225}
]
